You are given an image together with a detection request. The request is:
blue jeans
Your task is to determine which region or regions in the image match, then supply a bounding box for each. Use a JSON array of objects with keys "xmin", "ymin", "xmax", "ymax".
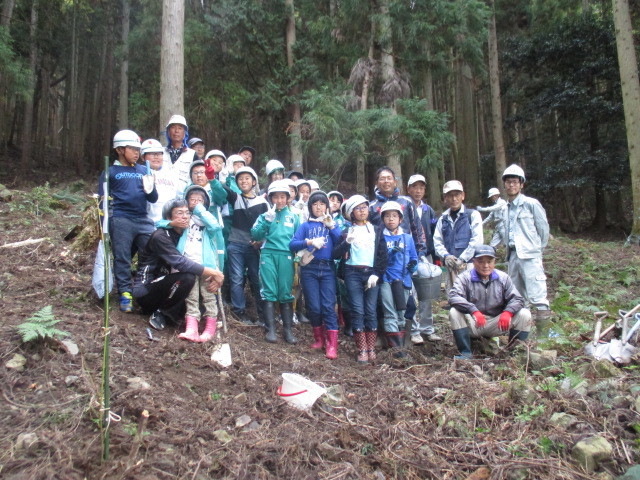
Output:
[
  {"xmin": 227, "ymin": 241, "xmax": 263, "ymax": 316},
  {"xmin": 110, "ymin": 216, "xmax": 154, "ymax": 294},
  {"xmin": 380, "ymin": 282, "xmax": 410, "ymax": 332},
  {"xmin": 343, "ymin": 265, "xmax": 379, "ymax": 332},
  {"xmin": 300, "ymin": 260, "xmax": 338, "ymax": 330}
]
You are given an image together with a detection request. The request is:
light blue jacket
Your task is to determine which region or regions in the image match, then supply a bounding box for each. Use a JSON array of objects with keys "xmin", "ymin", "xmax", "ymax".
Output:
[{"xmin": 503, "ymin": 193, "xmax": 549, "ymax": 259}]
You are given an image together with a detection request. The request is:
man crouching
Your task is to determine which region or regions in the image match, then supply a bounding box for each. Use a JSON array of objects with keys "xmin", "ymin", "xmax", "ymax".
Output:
[{"xmin": 448, "ymin": 245, "xmax": 531, "ymax": 359}]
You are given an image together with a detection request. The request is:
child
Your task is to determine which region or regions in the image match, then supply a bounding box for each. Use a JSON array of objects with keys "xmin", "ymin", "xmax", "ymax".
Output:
[
  {"xmin": 327, "ymin": 190, "xmax": 351, "ymax": 336},
  {"xmin": 143, "ymin": 138, "xmax": 177, "ymax": 224},
  {"xmin": 177, "ymin": 185, "xmax": 225, "ymax": 342},
  {"xmin": 251, "ymin": 180, "xmax": 300, "ymax": 344},
  {"xmin": 290, "ymin": 191, "xmax": 342, "ymax": 359},
  {"xmin": 332, "ymin": 195, "xmax": 388, "ymax": 364},
  {"xmin": 222, "ymin": 166, "xmax": 268, "ymax": 325},
  {"xmin": 99, "ymin": 130, "xmax": 157, "ymax": 312},
  {"xmin": 380, "ymin": 201, "xmax": 418, "ymax": 358}
]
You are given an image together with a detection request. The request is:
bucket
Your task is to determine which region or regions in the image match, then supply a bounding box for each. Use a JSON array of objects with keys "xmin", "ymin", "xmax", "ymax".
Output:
[
  {"xmin": 276, "ymin": 373, "xmax": 326, "ymax": 411},
  {"xmin": 412, "ymin": 274, "xmax": 442, "ymax": 301}
]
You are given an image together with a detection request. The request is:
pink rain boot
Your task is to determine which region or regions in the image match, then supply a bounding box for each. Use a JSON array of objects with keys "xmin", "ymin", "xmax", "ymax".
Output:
[
  {"xmin": 310, "ymin": 326, "xmax": 325, "ymax": 349},
  {"xmin": 178, "ymin": 315, "xmax": 200, "ymax": 342},
  {"xmin": 198, "ymin": 316, "xmax": 217, "ymax": 343}
]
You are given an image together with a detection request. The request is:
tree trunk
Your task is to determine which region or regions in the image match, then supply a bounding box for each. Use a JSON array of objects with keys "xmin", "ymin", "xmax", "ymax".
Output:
[
  {"xmin": 357, "ymin": 38, "xmax": 374, "ymax": 195},
  {"xmin": 285, "ymin": 0, "xmax": 303, "ymax": 173},
  {"xmin": 612, "ymin": 0, "xmax": 640, "ymax": 243},
  {"xmin": 488, "ymin": 0, "xmax": 507, "ymax": 191},
  {"xmin": 1, "ymin": 0, "xmax": 16, "ymax": 28},
  {"xmin": 160, "ymin": 0, "xmax": 184, "ymax": 132},
  {"xmin": 118, "ymin": 0, "xmax": 130, "ymax": 128},
  {"xmin": 20, "ymin": 0, "xmax": 38, "ymax": 170},
  {"xmin": 454, "ymin": 59, "xmax": 481, "ymax": 205},
  {"xmin": 422, "ymin": 40, "xmax": 441, "ymax": 205}
]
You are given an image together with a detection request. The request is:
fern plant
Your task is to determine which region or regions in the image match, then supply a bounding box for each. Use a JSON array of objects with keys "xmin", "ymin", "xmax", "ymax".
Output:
[{"xmin": 17, "ymin": 306, "xmax": 69, "ymax": 343}]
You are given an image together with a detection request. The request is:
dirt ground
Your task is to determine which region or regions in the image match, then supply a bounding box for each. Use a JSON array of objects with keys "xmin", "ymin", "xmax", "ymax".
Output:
[{"xmin": 0, "ymin": 186, "xmax": 639, "ymax": 480}]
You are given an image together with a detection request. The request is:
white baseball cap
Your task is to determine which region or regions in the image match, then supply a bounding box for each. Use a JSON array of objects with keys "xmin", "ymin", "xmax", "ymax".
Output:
[
  {"xmin": 407, "ymin": 174, "xmax": 426, "ymax": 186},
  {"xmin": 443, "ymin": 180, "xmax": 464, "ymax": 194}
]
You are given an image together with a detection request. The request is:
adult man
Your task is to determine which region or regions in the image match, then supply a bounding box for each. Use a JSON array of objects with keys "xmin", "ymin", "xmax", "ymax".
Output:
[
  {"xmin": 433, "ymin": 180, "xmax": 483, "ymax": 290},
  {"xmin": 163, "ymin": 114, "xmax": 196, "ymax": 194},
  {"xmin": 133, "ymin": 199, "xmax": 225, "ymax": 330},
  {"xmin": 477, "ymin": 187, "xmax": 507, "ymax": 248},
  {"xmin": 404, "ymin": 174, "xmax": 441, "ymax": 344},
  {"xmin": 448, "ymin": 245, "xmax": 531, "ymax": 359},
  {"xmin": 369, "ymin": 166, "xmax": 426, "ymax": 255},
  {"xmin": 188, "ymin": 137, "xmax": 206, "ymax": 160},
  {"xmin": 238, "ymin": 146, "xmax": 255, "ymax": 165},
  {"xmin": 500, "ymin": 164, "xmax": 552, "ymax": 331}
]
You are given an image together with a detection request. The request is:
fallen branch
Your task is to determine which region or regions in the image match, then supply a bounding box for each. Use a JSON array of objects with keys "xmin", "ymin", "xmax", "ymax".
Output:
[{"xmin": 1, "ymin": 237, "xmax": 48, "ymax": 248}]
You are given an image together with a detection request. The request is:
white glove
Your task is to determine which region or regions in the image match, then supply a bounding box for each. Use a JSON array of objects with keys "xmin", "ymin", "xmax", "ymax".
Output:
[
  {"xmin": 264, "ymin": 204, "xmax": 276, "ymax": 222},
  {"xmin": 346, "ymin": 228, "xmax": 357, "ymax": 244},
  {"xmin": 444, "ymin": 255, "xmax": 459, "ymax": 269},
  {"xmin": 142, "ymin": 174, "xmax": 155, "ymax": 194},
  {"xmin": 310, "ymin": 237, "xmax": 326, "ymax": 250},
  {"xmin": 366, "ymin": 274, "xmax": 379, "ymax": 289},
  {"xmin": 322, "ymin": 214, "xmax": 335, "ymax": 229}
]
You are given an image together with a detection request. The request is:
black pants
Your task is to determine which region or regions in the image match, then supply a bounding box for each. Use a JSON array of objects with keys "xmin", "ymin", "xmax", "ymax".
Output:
[{"xmin": 134, "ymin": 273, "xmax": 196, "ymax": 316}]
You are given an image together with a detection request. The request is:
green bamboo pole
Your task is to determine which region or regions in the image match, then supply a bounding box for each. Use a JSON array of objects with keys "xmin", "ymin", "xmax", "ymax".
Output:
[{"xmin": 100, "ymin": 155, "xmax": 111, "ymax": 461}]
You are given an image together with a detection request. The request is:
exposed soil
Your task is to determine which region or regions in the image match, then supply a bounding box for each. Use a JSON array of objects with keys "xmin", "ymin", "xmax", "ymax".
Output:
[{"xmin": 0, "ymin": 185, "xmax": 639, "ymax": 480}]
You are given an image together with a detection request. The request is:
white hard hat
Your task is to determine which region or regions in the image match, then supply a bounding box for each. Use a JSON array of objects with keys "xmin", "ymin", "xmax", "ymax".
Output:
[
  {"xmin": 228, "ymin": 154, "xmax": 245, "ymax": 165},
  {"xmin": 267, "ymin": 179, "xmax": 291, "ymax": 197},
  {"xmin": 295, "ymin": 179, "xmax": 311, "ymax": 190},
  {"xmin": 487, "ymin": 187, "xmax": 500, "ymax": 198},
  {"xmin": 327, "ymin": 190, "xmax": 344, "ymax": 202},
  {"xmin": 443, "ymin": 180, "xmax": 464, "ymax": 194},
  {"xmin": 344, "ymin": 195, "xmax": 369, "ymax": 219},
  {"xmin": 184, "ymin": 185, "xmax": 210, "ymax": 210},
  {"xmin": 266, "ymin": 159, "xmax": 285, "ymax": 176},
  {"xmin": 113, "ymin": 129, "xmax": 141, "ymax": 149},
  {"xmin": 141, "ymin": 138, "xmax": 163, "ymax": 155},
  {"xmin": 380, "ymin": 200, "xmax": 404, "ymax": 218},
  {"xmin": 205, "ymin": 149, "xmax": 226, "ymax": 161},
  {"xmin": 308, "ymin": 179, "xmax": 320, "ymax": 190},
  {"xmin": 165, "ymin": 114, "xmax": 188, "ymax": 130},
  {"xmin": 407, "ymin": 174, "xmax": 426, "ymax": 186},
  {"xmin": 502, "ymin": 164, "xmax": 526, "ymax": 183},
  {"xmin": 235, "ymin": 166, "xmax": 259, "ymax": 185}
]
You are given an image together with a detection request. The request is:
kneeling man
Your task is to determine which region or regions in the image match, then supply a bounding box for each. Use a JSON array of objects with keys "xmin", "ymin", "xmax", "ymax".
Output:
[{"xmin": 448, "ymin": 245, "xmax": 531, "ymax": 359}]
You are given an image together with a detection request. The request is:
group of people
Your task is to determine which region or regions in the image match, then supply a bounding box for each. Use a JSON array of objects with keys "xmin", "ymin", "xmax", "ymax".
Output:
[{"xmin": 99, "ymin": 113, "xmax": 552, "ymax": 362}]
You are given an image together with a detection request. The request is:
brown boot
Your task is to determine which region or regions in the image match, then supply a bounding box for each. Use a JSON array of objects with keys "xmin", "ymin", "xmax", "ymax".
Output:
[
  {"xmin": 365, "ymin": 331, "xmax": 377, "ymax": 362},
  {"xmin": 310, "ymin": 326, "xmax": 325, "ymax": 349},
  {"xmin": 325, "ymin": 330, "xmax": 339, "ymax": 359},
  {"xmin": 353, "ymin": 332, "xmax": 368, "ymax": 363}
]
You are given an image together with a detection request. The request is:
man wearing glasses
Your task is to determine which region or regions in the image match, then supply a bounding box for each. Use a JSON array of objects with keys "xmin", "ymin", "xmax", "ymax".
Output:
[{"xmin": 500, "ymin": 164, "xmax": 552, "ymax": 335}]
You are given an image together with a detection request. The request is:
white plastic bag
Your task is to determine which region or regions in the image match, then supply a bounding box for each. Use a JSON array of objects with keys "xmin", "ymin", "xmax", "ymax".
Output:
[
  {"xmin": 416, "ymin": 257, "xmax": 442, "ymax": 278},
  {"xmin": 92, "ymin": 240, "xmax": 114, "ymax": 299}
]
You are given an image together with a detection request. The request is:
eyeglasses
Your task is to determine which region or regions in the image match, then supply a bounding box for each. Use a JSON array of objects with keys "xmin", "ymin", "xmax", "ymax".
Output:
[
  {"xmin": 504, "ymin": 179, "xmax": 521, "ymax": 185},
  {"xmin": 353, "ymin": 205, "xmax": 368, "ymax": 212},
  {"xmin": 146, "ymin": 152, "xmax": 163, "ymax": 157},
  {"xmin": 173, "ymin": 210, "xmax": 191, "ymax": 217}
]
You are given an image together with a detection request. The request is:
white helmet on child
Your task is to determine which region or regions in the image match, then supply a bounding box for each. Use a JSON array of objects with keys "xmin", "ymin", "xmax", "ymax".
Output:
[
  {"xmin": 344, "ymin": 195, "xmax": 369, "ymax": 220},
  {"xmin": 141, "ymin": 139, "xmax": 163, "ymax": 155},
  {"xmin": 266, "ymin": 159, "xmax": 285, "ymax": 176},
  {"xmin": 502, "ymin": 164, "xmax": 526, "ymax": 183},
  {"xmin": 380, "ymin": 201, "xmax": 404, "ymax": 218},
  {"xmin": 113, "ymin": 130, "xmax": 141, "ymax": 149},
  {"xmin": 205, "ymin": 149, "xmax": 226, "ymax": 161},
  {"xmin": 267, "ymin": 179, "xmax": 291, "ymax": 198},
  {"xmin": 235, "ymin": 166, "xmax": 259, "ymax": 185},
  {"xmin": 487, "ymin": 187, "xmax": 500, "ymax": 198}
]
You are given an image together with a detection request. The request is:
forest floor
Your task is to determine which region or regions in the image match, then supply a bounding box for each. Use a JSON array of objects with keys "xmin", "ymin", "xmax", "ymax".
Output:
[{"xmin": 0, "ymin": 181, "xmax": 640, "ymax": 480}]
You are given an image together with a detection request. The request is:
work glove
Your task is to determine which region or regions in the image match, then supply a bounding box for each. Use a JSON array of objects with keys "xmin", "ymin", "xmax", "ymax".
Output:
[
  {"xmin": 264, "ymin": 204, "xmax": 276, "ymax": 222},
  {"xmin": 345, "ymin": 228, "xmax": 357, "ymax": 244},
  {"xmin": 366, "ymin": 274, "xmax": 379, "ymax": 290},
  {"xmin": 407, "ymin": 259, "xmax": 418, "ymax": 273},
  {"xmin": 472, "ymin": 310, "xmax": 486, "ymax": 328},
  {"xmin": 204, "ymin": 158, "xmax": 216, "ymax": 180},
  {"xmin": 142, "ymin": 174, "xmax": 155, "ymax": 194},
  {"xmin": 498, "ymin": 311, "xmax": 513, "ymax": 331},
  {"xmin": 309, "ymin": 237, "xmax": 326, "ymax": 250},
  {"xmin": 444, "ymin": 255, "xmax": 459, "ymax": 269},
  {"xmin": 322, "ymin": 214, "xmax": 335, "ymax": 229}
]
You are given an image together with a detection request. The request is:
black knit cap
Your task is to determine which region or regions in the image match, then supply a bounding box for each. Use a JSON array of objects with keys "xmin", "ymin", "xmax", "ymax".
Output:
[{"xmin": 307, "ymin": 190, "xmax": 330, "ymax": 217}]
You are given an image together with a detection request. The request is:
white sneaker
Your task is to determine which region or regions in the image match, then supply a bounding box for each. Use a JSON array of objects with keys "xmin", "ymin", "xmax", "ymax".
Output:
[
  {"xmin": 426, "ymin": 333, "xmax": 442, "ymax": 342},
  {"xmin": 410, "ymin": 333, "xmax": 424, "ymax": 345}
]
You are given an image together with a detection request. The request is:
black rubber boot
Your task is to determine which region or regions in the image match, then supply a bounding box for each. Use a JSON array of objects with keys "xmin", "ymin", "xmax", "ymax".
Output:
[
  {"xmin": 386, "ymin": 332, "xmax": 407, "ymax": 358},
  {"xmin": 509, "ymin": 328, "xmax": 529, "ymax": 342},
  {"xmin": 343, "ymin": 309, "xmax": 353, "ymax": 337},
  {"xmin": 281, "ymin": 302, "xmax": 298, "ymax": 344},
  {"xmin": 263, "ymin": 301, "xmax": 277, "ymax": 343},
  {"xmin": 452, "ymin": 327, "xmax": 473, "ymax": 359}
]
